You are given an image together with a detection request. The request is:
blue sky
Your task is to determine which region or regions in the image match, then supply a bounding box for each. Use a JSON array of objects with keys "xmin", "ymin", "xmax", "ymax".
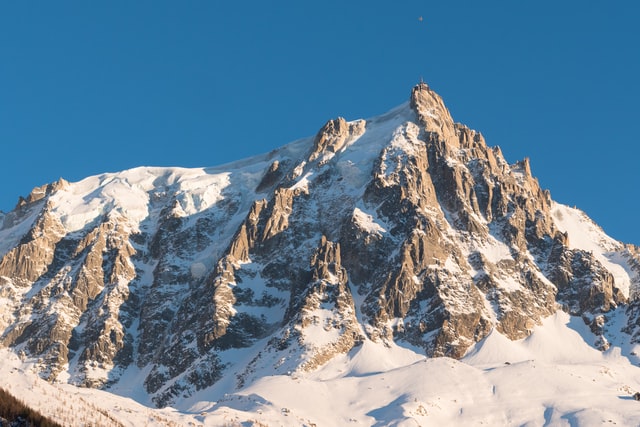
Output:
[{"xmin": 1, "ymin": 1, "xmax": 639, "ymax": 244}]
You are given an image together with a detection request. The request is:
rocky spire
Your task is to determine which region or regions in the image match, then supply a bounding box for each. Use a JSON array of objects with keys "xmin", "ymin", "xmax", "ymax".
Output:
[
  {"xmin": 410, "ymin": 82, "xmax": 456, "ymax": 141},
  {"xmin": 16, "ymin": 178, "xmax": 70, "ymax": 209},
  {"xmin": 309, "ymin": 117, "xmax": 366, "ymax": 163}
]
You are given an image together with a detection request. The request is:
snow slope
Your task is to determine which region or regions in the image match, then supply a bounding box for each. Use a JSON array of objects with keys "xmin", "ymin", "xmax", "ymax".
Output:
[
  {"xmin": 185, "ymin": 312, "xmax": 640, "ymax": 426},
  {"xmin": 6, "ymin": 311, "xmax": 640, "ymax": 426}
]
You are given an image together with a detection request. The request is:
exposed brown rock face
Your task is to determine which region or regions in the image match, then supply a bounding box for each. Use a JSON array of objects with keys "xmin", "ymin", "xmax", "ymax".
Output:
[
  {"xmin": 0, "ymin": 207, "xmax": 137, "ymax": 383},
  {"xmin": 410, "ymin": 82, "xmax": 456, "ymax": 141},
  {"xmin": 309, "ymin": 117, "xmax": 366, "ymax": 162},
  {"xmin": 228, "ymin": 199, "xmax": 267, "ymax": 262},
  {"xmin": 0, "ymin": 205, "xmax": 66, "ymax": 286},
  {"xmin": 15, "ymin": 178, "xmax": 70, "ymax": 208},
  {"xmin": 291, "ymin": 236, "xmax": 362, "ymax": 371},
  {"xmin": 1, "ymin": 82, "xmax": 638, "ymax": 407},
  {"xmin": 262, "ymin": 187, "xmax": 295, "ymax": 241}
]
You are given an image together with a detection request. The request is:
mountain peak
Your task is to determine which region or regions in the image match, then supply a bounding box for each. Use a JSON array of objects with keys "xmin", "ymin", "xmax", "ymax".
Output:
[
  {"xmin": 16, "ymin": 177, "xmax": 70, "ymax": 209},
  {"xmin": 309, "ymin": 116, "xmax": 366, "ymax": 163},
  {"xmin": 410, "ymin": 82, "xmax": 455, "ymax": 138}
]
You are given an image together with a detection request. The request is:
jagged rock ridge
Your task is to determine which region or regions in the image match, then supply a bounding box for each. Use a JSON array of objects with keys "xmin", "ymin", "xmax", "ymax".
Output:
[{"xmin": 0, "ymin": 83, "xmax": 639, "ymax": 407}]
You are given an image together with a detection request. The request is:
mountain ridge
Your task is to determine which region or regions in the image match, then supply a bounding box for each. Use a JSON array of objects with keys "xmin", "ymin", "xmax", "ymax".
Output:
[{"xmin": 1, "ymin": 83, "xmax": 640, "ymax": 418}]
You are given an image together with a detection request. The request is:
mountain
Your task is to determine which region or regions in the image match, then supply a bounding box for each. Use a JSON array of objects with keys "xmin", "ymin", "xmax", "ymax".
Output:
[{"xmin": 2, "ymin": 83, "xmax": 640, "ymax": 425}]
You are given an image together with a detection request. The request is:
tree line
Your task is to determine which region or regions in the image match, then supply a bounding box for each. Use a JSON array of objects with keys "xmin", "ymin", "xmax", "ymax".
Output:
[{"xmin": 0, "ymin": 387, "xmax": 62, "ymax": 427}]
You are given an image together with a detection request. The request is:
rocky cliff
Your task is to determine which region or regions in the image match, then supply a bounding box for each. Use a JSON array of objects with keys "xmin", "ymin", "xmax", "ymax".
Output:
[{"xmin": 0, "ymin": 83, "xmax": 639, "ymax": 407}]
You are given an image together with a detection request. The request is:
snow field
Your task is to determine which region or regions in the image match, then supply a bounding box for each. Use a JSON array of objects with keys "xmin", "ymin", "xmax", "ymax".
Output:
[{"xmin": 191, "ymin": 311, "xmax": 640, "ymax": 426}]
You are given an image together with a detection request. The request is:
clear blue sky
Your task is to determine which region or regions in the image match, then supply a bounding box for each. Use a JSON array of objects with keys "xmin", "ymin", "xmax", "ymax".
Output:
[{"xmin": 1, "ymin": 1, "xmax": 639, "ymax": 244}]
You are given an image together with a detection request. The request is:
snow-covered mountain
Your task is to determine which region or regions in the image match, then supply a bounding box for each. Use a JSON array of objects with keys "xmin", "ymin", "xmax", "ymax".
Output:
[{"xmin": 2, "ymin": 83, "xmax": 640, "ymax": 426}]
